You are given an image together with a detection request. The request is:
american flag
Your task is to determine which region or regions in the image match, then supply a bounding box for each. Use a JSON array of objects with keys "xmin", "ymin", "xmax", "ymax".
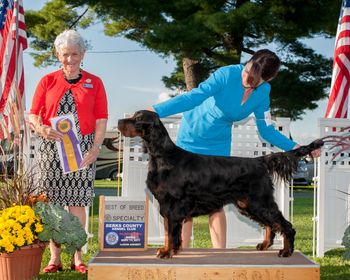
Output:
[
  {"xmin": 0, "ymin": 0, "xmax": 27, "ymax": 117},
  {"xmin": 325, "ymin": 0, "xmax": 350, "ymax": 118}
]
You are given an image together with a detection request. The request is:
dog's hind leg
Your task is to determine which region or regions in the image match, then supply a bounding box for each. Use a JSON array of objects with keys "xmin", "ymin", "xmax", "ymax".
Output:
[
  {"xmin": 259, "ymin": 203, "xmax": 296, "ymax": 257},
  {"xmin": 156, "ymin": 216, "xmax": 183, "ymax": 258},
  {"xmin": 235, "ymin": 199, "xmax": 275, "ymax": 250},
  {"xmin": 256, "ymin": 225, "xmax": 276, "ymax": 250},
  {"xmin": 275, "ymin": 217, "xmax": 296, "ymax": 257},
  {"xmin": 243, "ymin": 201, "xmax": 295, "ymax": 257},
  {"xmin": 264, "ymin": 212, "xmax": 295, "ymax": 257}
]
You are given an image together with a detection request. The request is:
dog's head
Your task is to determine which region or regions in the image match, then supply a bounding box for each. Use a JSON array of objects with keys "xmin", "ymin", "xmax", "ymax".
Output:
[{"xmin": 117, "ymin": 110, "xmax": 161, "ymax": 138}]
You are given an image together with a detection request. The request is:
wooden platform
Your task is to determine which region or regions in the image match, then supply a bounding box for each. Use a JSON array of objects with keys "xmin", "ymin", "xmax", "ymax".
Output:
[{"xmin": 88, "ymin": 248, "xmax": 320, "ymax": 280}]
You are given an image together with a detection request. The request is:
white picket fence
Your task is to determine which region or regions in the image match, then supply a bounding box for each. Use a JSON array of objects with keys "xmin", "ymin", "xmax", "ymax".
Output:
[
  {"xmin": 121, "ymin": 114, "xmax": 291, "ymax": 247},
  {"xmin": 314, "ymin": 118, "xmax": 350, "ymax": 257}
]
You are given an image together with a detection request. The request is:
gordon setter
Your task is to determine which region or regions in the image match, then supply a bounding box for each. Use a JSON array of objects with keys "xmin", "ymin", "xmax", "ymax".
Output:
[{"xmin": 118, "ymin": 110, "xmax": 324, "ymax": 258}]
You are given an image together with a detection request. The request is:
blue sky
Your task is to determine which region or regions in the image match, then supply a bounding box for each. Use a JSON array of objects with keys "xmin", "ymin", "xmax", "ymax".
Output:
[{"xmin": 23, "ymin": 1, "xmax": 336, "ymax": 145}]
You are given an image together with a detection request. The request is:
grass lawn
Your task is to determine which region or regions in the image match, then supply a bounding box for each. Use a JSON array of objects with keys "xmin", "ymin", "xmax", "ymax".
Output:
[
  {"xmin": 38, "ymin": 184, "xmax": 350, "ymax": 279},
  {"xmin": 94, "ymin": 179, "xmax": 121, "ymax": 189}
]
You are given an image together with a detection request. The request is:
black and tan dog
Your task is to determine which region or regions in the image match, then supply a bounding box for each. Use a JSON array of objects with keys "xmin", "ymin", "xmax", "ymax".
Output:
[{"xmin": 118, "ymin": 110, "xmax": 324, "ymax": 258}]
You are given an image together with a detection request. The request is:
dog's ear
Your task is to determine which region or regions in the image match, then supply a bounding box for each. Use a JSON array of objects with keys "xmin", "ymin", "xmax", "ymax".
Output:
[
  {"xmin": 153, "ymin": 115, "xmax": 161, "ymax": 125},
  {"xmin": 142, "ymin": 140, "xmax": 148, "ymax": 154}
]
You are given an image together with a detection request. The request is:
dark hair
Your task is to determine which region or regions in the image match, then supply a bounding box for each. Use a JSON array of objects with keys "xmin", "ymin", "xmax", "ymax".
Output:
[{"xmin": 246, "ymin": 49, "xmax": 281, "ymax": 88}]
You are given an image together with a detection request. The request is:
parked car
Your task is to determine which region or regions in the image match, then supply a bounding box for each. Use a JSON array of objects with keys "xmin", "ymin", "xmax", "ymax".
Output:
[
  {"xmin": 305, "ymin": 157, "xmax": 315, "ymax": 184},
  {"xmin": 292, "ymin": 160, "xmax": 309, "ymax": 185},
  {"xmin": 95, "ymin": 130, "xmax": 122, "ymax": 180}
]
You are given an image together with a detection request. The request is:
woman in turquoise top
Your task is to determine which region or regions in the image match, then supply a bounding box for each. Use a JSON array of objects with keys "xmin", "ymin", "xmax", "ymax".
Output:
[{"xmin": 151, "ymin": 49, "xmax": 299, "ymax": 249}]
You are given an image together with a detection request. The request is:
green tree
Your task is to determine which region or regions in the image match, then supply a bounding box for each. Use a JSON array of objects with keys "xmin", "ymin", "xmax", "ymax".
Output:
[
  {"xmin": 26, "ymin": 0, "xmax": 341, "ymax": 120},
  {"xmin": 25, "ymin": 0, "xmax": 92, "ymax": 67}
]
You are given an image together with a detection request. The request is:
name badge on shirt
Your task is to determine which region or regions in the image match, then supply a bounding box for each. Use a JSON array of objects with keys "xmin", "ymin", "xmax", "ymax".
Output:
[{"xmin": 83, "ymin": 83, "xmax": 93, "ymax": 88}]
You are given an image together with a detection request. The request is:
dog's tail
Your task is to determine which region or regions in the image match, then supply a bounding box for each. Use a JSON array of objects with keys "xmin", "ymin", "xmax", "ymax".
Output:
[{"xmin": 260, "ymin": 139, "xmax": 324, "ymax": 182}]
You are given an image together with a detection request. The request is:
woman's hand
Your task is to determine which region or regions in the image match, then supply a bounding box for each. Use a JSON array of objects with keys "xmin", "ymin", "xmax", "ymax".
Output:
[
  {"xmin": 310, "ymin": 148, "xmax": 321, "ymax": 158},
  {"xmin": 38, "ymin": 125, "xmax": 63, "ymax": 141},
  {"xmin": 80, "ymin": 145, "xmax": 100, "ymax": 168}
]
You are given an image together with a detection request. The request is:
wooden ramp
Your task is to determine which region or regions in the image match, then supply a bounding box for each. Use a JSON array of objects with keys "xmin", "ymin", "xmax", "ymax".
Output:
[{"xmin": 88, "ymin": 248, "xmax": 319, "ymax": 280}]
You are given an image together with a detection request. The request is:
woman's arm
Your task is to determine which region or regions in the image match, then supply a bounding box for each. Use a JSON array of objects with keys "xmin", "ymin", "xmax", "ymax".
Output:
[
  {"xmin": 254, "ymin": 96, "xmax": 297, "ymax": 152},
  {"xmin": 80, "ymin": 118, "xmax": 107, "ymax": 168},
  {"xmin": 153, "ymin": 67, "xmax": 229, "ymax": 117}
]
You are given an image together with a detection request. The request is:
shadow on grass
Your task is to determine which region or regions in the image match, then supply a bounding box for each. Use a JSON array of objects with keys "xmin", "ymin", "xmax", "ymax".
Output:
[
  {"xmin": 320, "ymin": 265, "xmax": 350, "ymax": 280},
  {"xmin": 38, "ymin": 270, "xmax": 87, "ymax": 279},
  {"xmin": 314, "ymin": 249, "xmax": 350, "ymax": 280}
]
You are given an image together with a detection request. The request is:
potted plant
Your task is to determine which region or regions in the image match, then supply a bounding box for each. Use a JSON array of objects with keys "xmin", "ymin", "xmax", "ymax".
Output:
[
  {"xmin": 342, "ymin": 225, "xmax": 350, "ymax": 259},
  {"xmin": 0, "ymin": 203, "xmax": 46, "ymax": 280},
  {"xmin": 0, "ymin": 198, "xmax": 88, "ymax": 280},
  {"xmin": 0, "ymin": 91, "xmax": 87, "ymax": 279}
]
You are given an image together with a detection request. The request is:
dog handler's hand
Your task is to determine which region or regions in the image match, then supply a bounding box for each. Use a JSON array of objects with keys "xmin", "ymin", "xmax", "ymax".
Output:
[
  {"xmin": 310, "ymin": 148, "xmax": 321, "ymax": 158},
  {"xmin": 80, "ymin": 146, "xmax": 100, "ymax": 168},
  {"xmin": 293, "ymin": 144, "xmax": 321, "ymax": 158}
]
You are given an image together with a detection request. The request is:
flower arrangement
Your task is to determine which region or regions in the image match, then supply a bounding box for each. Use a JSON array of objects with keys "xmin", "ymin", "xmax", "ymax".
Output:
[
  {"xmin": 0, "ymin": 200, "xmax": 88, "ymax": 255},
  {"xmin": 0, "ymin": 87, "xmax": 87, "ymax": 256},
  {"xmin": 0, "ymin": 204, "xmax": 43, "ymax": 253}
]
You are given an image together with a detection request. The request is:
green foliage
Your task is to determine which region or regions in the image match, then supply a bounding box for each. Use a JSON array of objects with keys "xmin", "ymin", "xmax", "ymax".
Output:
[
  {"xmin": 27, "ymin": 0, "xmax": 341, "ymax": 119},
  {"xmin": 341, "ymin": 225, "xmax": 350, "ymax": 259},
  {"xmin": 25, "ymin": 0, "xmax": 93, "ymax": 67},
  {"xmin": 34, "ymin": 201, "xmax": 87, "ymax": 255}
]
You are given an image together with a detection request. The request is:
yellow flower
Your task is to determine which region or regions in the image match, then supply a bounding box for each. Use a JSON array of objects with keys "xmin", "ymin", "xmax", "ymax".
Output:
[
  {"xmin": 35, "ymin": 223, "xmax": 43, "ymax": 233},
  {"xmin": 15, "ymin": 236, "xmax": 25, "ymax": 247},
  {"xmin": 0, "ymin": 205, "xmax": 44, "ymax": 253}
]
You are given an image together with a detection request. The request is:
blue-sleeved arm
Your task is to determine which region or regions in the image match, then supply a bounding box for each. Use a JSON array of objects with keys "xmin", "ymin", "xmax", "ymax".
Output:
[
  {"xmin": 254, "ymin": 92, "xmax": 297, "ymax": 152},
  {"xmin": 153, "ymin": 67, "xmax": 228, "ymax": 118}
]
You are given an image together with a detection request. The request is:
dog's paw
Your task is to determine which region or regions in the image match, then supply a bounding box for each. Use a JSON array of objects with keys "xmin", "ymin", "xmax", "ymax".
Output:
[
  {"xmin": 256, "ymin": 241, "xmax": 270, "ymax": 251},
  {"xmin": 278, "ymin": 248, "xmax": 293, "ymax": 257},
  {"xmin": 156, "ymin": 247, "xmax": 173, "ymax": 259}
]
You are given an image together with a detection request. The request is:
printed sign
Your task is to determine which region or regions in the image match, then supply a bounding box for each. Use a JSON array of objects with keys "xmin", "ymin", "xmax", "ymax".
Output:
[
  {"xmin": 50, "ymin": 114, "xmax": 83, "ymax": 174},
  {"xmin": 99, "ymin": 196, "xmax": 148, "ymax": 251}
]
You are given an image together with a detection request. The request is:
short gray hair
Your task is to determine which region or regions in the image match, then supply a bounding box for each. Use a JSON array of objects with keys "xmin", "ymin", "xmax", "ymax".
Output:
[{"xmin": 54, "ymin": 30, "xmax": 87, "ymax": 54}]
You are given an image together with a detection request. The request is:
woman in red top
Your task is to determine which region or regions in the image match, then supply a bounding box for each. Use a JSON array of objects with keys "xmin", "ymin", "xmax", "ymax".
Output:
[{"xmin": 29, "ymin": 30, "xmax": 108, "ymax": 274}]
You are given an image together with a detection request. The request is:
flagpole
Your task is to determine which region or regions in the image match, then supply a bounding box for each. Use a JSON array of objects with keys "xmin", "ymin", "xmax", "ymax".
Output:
[
  {"xmin": 14, "ymin": 0, "xmax": 19, "ymax": 174},
  {"xmin": 15, "ymin": 0, "xmax": 19, "ymax": 84}
]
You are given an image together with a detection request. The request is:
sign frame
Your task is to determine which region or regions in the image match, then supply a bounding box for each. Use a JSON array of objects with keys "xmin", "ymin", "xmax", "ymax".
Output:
[{"xmin": 99, "ymin": 195, "xmax": 148, "ymax": 251}]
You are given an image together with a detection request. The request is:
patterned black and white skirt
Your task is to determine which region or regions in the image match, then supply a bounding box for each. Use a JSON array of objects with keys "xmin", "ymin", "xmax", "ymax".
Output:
[{"xmin": 38, "ymin": 90, "xmax": 95, "ymax": 207}]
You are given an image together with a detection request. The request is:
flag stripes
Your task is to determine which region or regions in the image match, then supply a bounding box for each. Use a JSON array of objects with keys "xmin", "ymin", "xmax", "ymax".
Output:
[
  {"xmin": 325, "ymin": 0, "xmax": 350, "ymax": 118},
  {"xmin": 0, "ymin": 0, "xmax": 27, "ymax": 117}
]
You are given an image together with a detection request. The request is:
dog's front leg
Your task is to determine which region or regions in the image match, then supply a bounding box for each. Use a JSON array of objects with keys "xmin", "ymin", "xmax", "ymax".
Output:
[
  {"xmin": 156, "ymin": 216, "xmax": 182, "ymax": 258},
  {"xmin": 156, "ymin": 217, "xmax": 173, "ymax": 258}
]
